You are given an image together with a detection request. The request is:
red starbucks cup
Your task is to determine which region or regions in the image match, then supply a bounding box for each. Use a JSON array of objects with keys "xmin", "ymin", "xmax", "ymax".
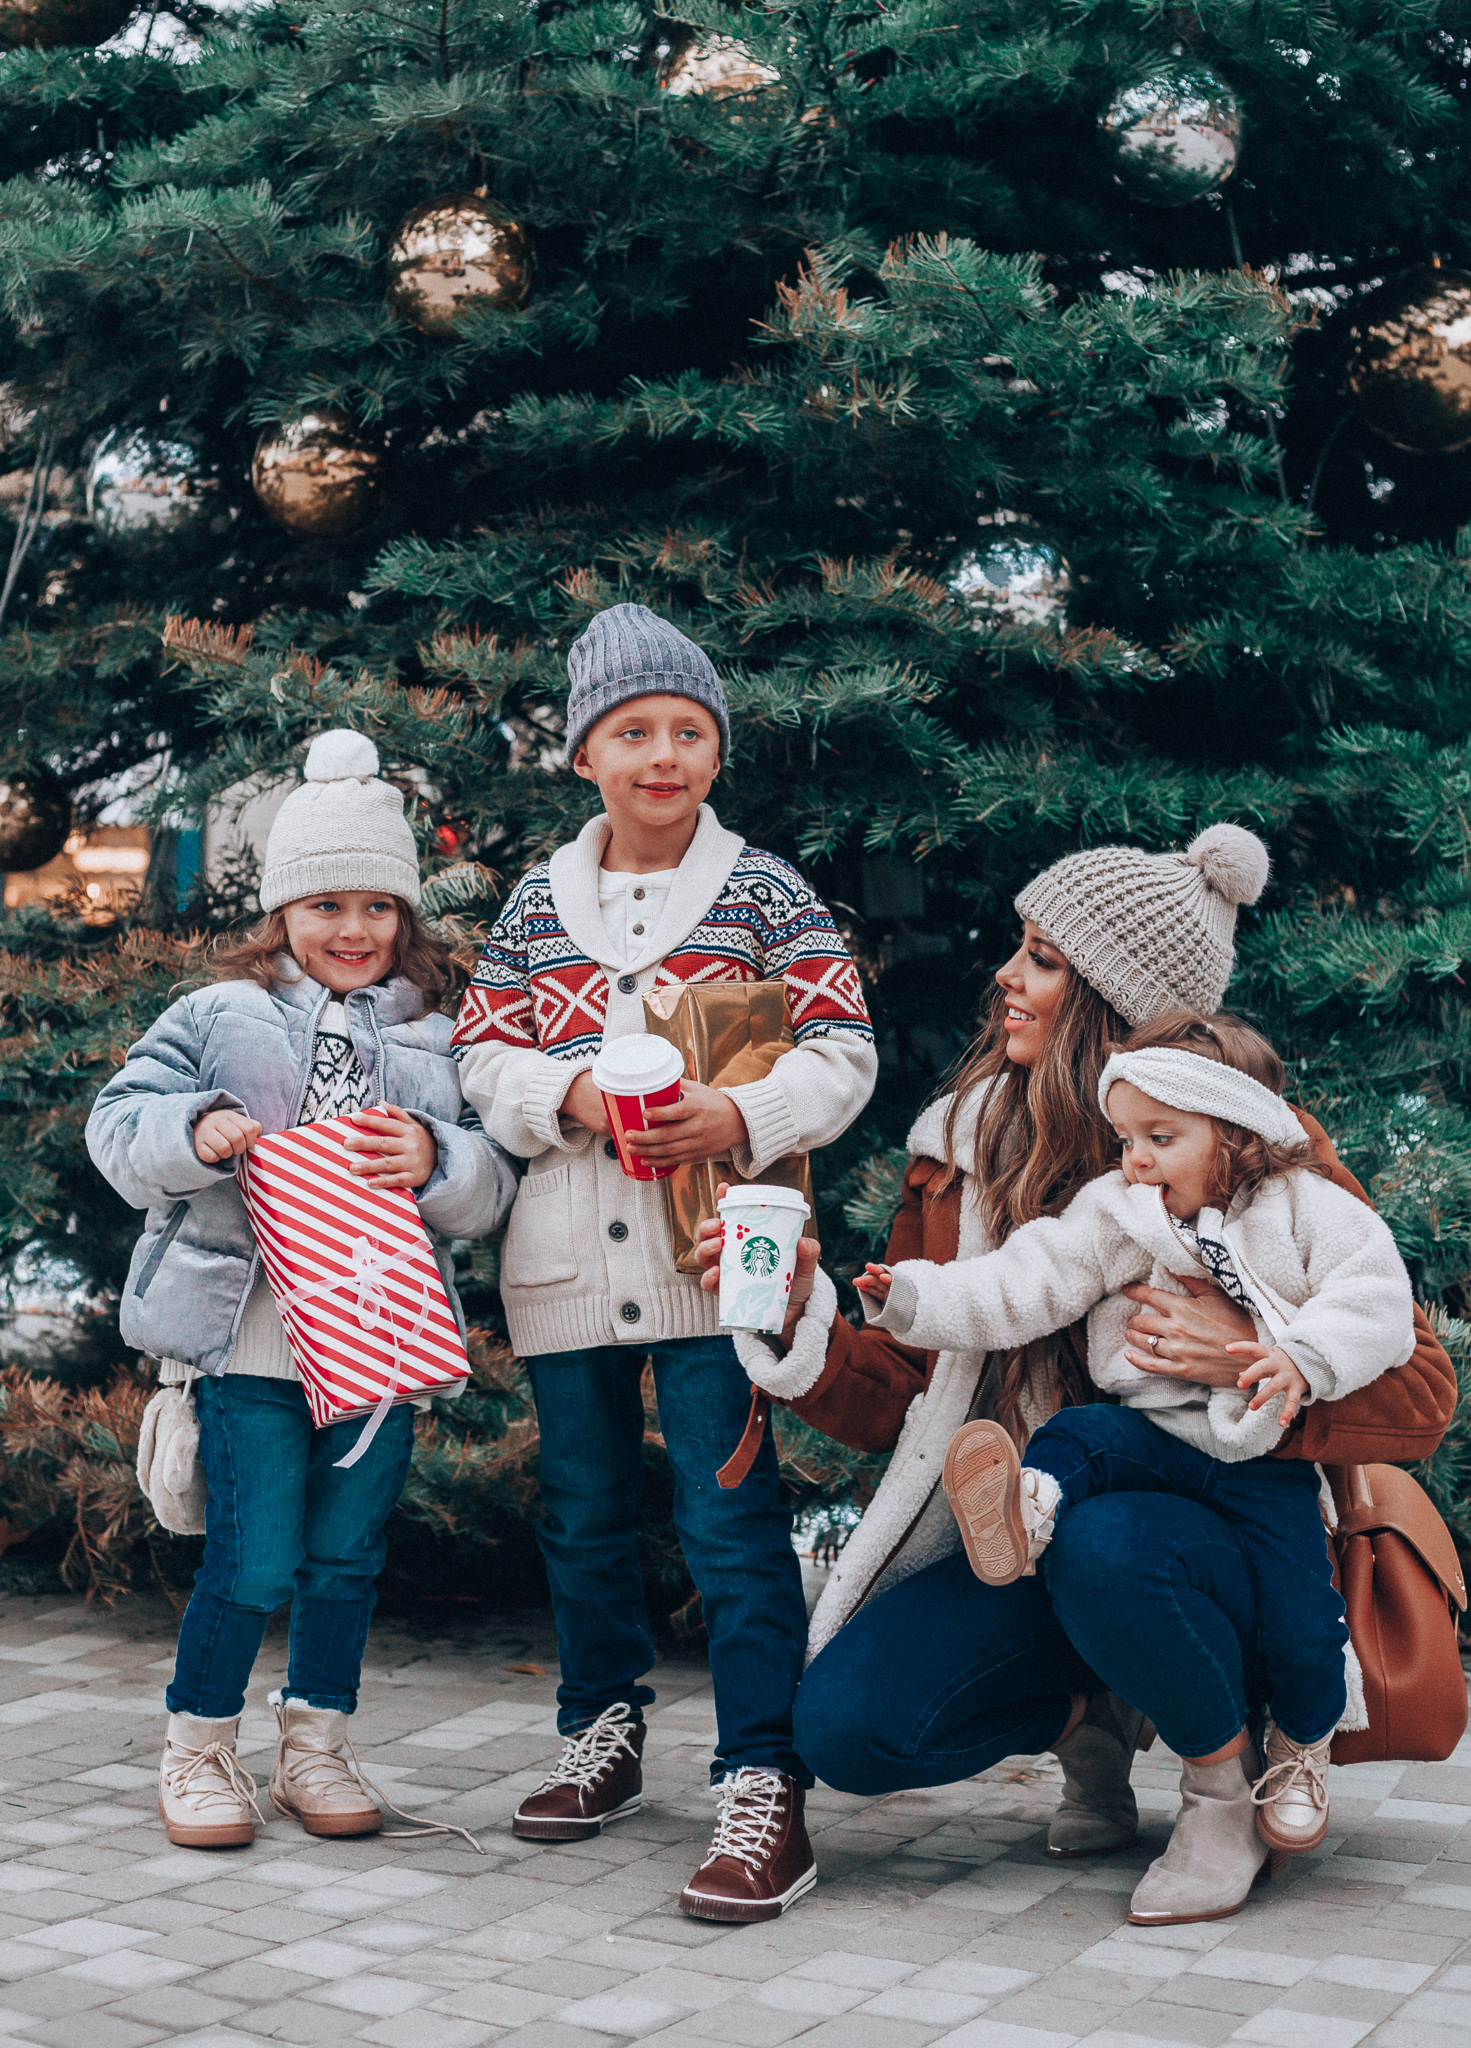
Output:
[{"xmin": 591, "ymin": 1035, "xmax": 686, "ymax": 1181}]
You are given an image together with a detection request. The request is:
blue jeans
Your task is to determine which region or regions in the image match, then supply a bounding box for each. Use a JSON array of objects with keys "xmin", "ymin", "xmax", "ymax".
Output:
[
  {"xmin": 796, "ymin": 1491, "xmax": 1270, "ymax": 1792},
  {"xmin": 166, "ymin": 1375, "xmax": 416, "ymax": 1720},
  {"xmin": 1026, "ymin": 1403, "xmax": 1347, "ymax": 1744},
  {"xmin": 524, "ymin": 1336, "xmax": 809, "ymax": 1782}
]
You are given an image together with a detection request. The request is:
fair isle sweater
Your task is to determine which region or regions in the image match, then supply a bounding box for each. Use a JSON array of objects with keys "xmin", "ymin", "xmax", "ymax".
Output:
[{"xmin": 451, "ymin": 805, "xmax": 877, "ymax": 1356}]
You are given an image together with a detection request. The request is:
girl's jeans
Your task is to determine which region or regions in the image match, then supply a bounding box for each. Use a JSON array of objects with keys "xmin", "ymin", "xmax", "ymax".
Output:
[
  {"xmin": 797, "ymin": 1490, "xmax": 1271, "ymax": 1794},
  {"xmin": 1024, "ymin": 1403, "xmax": 1347, "ymax": 1744},
  {"xmin": 165, "ymin": 1375, "xmax": 416, "ymax": 1721},
  {"xmin": 523, "ymin": 1335, "xmax": 810, "ymax": 1784}
]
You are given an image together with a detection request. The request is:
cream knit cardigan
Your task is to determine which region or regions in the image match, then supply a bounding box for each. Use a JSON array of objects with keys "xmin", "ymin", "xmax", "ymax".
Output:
[
  {"xmin": 735, "ymin": 1090, "xmax": 1376, "ymax": 1728},
  {"xmin": 457, "ymin": 808, "xmax": 878, "ymax": 1356}
]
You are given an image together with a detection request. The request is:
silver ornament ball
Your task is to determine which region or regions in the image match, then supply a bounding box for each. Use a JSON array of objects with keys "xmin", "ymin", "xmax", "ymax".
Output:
[
  {"xmin": 949, "ymin": 540, "xmax": 1071, "ymax": 627},
  {"xmin": 1100, "ymin": 68, "xmax": 1241, "ymax": 206},
  {"xmin": 86, "ymin": 427, "xmax": 219, "ymax": 557}
]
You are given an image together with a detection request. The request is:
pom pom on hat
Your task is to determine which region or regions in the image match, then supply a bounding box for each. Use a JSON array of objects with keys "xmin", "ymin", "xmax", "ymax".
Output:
[
  {"xmin": 1184, "ymin": 823, "xmax": 1270, "ymax": 908},
  {"xmin": 304, "ymin": 729, "xmax": 380, "ymax": 782}
]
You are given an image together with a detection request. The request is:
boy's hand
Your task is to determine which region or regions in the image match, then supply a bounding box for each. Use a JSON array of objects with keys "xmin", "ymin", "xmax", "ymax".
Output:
[
  {"xmin": 194, "ymin": 1109, "xmax": 262, "ymax": 1163},
  {"xmin": 695, "ymin": 1183, "xmax": 822, "ymax": 1352},
  {"xmin": 343, "ymin": 1104, "xmax": 438, "ymax": 1190},
  {"xmin": 1226, "ymin": 1342, "xmax": 1311, "ymax": 1425},
  {"xmin": 628, "ymin": 1081, "xmax": 748, "ymax": 1167},
  {"xmin": 562, "ymin": 1071, "xmax": 611, "ymax": 1135},
  {"xmin": 853, "ymin": 1263, "xmax": 893, "ymax": 1304}
]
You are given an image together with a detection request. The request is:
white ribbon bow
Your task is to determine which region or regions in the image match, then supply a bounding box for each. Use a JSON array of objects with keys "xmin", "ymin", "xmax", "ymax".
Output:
[{"xmin": 280, "ymin": 1235, "xmax": 433, "ymax": 1468}]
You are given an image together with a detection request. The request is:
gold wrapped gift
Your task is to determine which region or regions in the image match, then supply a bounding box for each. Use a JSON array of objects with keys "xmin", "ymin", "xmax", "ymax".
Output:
[{"xmin": 642, "ymin": 981, "xmax": 814, "ymax": 1274}]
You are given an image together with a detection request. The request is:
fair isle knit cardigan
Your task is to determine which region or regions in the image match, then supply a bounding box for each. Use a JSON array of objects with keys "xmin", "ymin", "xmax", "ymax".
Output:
[{"xmin": 451, "ymin": 805, "xmax": 878, "ymax": 1356}]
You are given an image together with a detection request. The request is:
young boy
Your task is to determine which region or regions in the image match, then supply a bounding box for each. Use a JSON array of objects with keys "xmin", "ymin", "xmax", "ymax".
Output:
[{"xmin": 452, "ymin": 604, "xmax": 875, "ymax": 1918}]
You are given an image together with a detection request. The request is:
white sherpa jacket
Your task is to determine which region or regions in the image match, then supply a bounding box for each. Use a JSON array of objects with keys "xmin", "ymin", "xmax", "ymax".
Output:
[{"xmin": 865, "ymin": 1163, "xmax": 1417, "ymax": 1463}]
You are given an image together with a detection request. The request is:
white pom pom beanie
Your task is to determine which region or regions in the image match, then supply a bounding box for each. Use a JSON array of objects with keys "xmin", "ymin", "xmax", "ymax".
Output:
[
  {"xmin": 1014, "ymin": 823, "xmax": 1270, "ymax": 1025},
  {"xmin": 258, "ymin": 729, "xmax": 421, "ymax": 912}
]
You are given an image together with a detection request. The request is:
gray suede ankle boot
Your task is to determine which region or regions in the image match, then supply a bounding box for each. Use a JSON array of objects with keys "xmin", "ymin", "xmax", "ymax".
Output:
[
  {"xmin": 1047, "ymin": 1691, "xmax": 1152, "ymax": 1859},
  {"xmin": 1128, "ymin": 1742, "xmax": 1272, "ymax": 1926}
]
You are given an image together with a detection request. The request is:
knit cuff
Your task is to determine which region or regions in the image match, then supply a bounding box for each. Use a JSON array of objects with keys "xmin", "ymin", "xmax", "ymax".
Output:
[
  {"xmin": 730, "ymin": 1267, "xmax": 839, "ymax": 1401},
  {"xmin": 522, "ymin": 1057, "xmax": 594, "ymax": 1151},
  {"xmin": 724, "ymin": 1074, "xmax": 802, "ymax": 1175},
  {"xmin": 861, "ymin": 1271, "xmax": 919, "ymax": 1336},
  {"xmin": 1279, "ymin": 1335, "xmax": 1333, "ymax": 1403}
]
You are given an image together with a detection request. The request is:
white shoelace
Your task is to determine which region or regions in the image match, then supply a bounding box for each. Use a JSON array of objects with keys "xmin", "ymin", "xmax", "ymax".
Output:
[
  {"xmin": 699, "ymin": 1767, "xmax": 786, "ymax": 1873},
  {"xmin": 1251, "ymin": 1739, "xmax": 1329, "ymax": 1814},
  {"xmin": 166, "ymin": 1739, "xmax": 266, "ymax": 1827},
  {"xmin": 534, "ymin": 1702, "xmax": 640, "ymax": 1794}
]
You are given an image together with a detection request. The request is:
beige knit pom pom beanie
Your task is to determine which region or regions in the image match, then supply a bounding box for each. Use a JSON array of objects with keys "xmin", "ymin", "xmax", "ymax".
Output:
[
  {"xmin": 1014, "ymin": 823, "xmax": 1270, "ymax": 1026},
  {"xmin": 258, "ymin": 729, "xmax": 421, "ymax": 911}
]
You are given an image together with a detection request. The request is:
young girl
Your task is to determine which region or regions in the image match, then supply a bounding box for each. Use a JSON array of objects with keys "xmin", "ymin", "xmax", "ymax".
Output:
[
  {"xmin": 857, "ymin": 1011, "xmax": 1415, "ymax": 1861},
  {"xmin": 87, "ymin": 730, "xmax": 516, "ymax": 1850}
]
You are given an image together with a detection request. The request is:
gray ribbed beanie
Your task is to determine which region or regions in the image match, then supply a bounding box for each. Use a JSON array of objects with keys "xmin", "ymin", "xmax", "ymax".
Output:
[
  {"xmin": 564, "ymin": 603, "xmax": 730, "ymax": 762},
  {"xmin": 1014, "ymin": 824, "xmax": 1271, "ymax": 1026},
  {"xmin": 259, "ymin": 730, "xmax": 421, "ymax": 911}
]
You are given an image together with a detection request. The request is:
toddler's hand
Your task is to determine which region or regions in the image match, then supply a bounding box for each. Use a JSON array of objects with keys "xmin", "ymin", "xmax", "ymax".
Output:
[
  {"xmin": 194, "ymin": 1109, "xmax": 262, "ymax": 1163},
  {"xmin": 1227, "ymin": 1342, "xmax": 1311, "ymax": 1425},
  {"xmin": 343, "ymin": 1104, "xmax": 438, "ymax": 1190},
  {"xmin": 853, "ymin": 1263, "xmax": 893, "ymax": 1304}
]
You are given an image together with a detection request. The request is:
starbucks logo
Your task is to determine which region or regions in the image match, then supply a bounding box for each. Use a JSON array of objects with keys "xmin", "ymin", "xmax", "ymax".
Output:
[{"xmin": 741, "ymin": 1234, "xmax": 780, "ymax": 1279}]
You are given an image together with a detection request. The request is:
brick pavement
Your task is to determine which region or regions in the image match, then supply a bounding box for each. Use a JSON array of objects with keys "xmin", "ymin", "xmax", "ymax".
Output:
[{"xmin": 0, "ymin": 1590, "xmax": 1460, "ymax": 2048}]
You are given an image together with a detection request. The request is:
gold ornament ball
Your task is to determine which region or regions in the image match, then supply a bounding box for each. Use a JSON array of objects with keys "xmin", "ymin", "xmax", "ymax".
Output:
[
  {"xmin": 0, "ymin": 0, "xmax": 133, "ymax": 47},
  {"xmin": 662, "ymin": 33, "xmax": 780, "ymax": 98},
  {"xmin": 0, "ymin": 772, "xmax": 71, "ymax": 872},
  {"xmin": 1347, "ymin": 265, "xmax": 1471, "ymax": 455},
  {"xmin": 251, "ymin": 410, "xmax": 385, "ymax": 539},
  {"xmin": 386, "ymin": 194, "xmax": 532, "ymax": 336}
]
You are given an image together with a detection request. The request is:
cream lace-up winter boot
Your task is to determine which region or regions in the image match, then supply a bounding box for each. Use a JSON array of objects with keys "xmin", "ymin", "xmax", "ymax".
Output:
[
  {"xmin": 1252, "ymin": 1725, "xmax": 1331, "ymax": 1853},
  {"xmin": 158, "ymin": 1712, "xmax": 264, "ymax": 1848},
  {"xmin": 268, "ymin": 1693, "xmax": 485, "ymax": 1849}
]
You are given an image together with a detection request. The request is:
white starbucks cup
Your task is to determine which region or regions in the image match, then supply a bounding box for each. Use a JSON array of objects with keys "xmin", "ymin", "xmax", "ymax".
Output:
[
  {"xmin": 591, "ymin": 1034, "xmax": 686, "ymax": 1181},
  {"xmin": 716, "ymin": 1184, "xmax": 812, "ymax": 1334}
]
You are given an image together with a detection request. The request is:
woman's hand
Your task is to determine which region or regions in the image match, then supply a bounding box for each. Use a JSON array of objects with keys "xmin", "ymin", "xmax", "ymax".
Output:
[
  {"xmin": 627, "ymin": 1081, "xmax": 748, "ymax": 1168},
  {"xmin": 194, "ymin": 1108, "xmax": 262, "ymax": 1163},
  {"xmin": 342, "ymin": 1104, "xmax": 438, "ymax": 1190},
  {"xmin": 1228, "ymin": 1343, "xmax": 1311, "ymax": 1424},
  {"xmin": 562, "ymin": 1071, "xmax": 611, "ymax": 1135},
  {"xmin": 694, "ymin": 1182, "xmax": 822, "ymax": 1352},
  {"xmin": 1121, "ymin": 1273, "xmax": 1256, "ymax": 1386}
]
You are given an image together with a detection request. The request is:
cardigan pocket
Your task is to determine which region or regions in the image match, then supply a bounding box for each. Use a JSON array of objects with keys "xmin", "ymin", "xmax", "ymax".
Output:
[{"xmin": 503, "ymin": 1163, "xmax": 579, "ymax": 1286}]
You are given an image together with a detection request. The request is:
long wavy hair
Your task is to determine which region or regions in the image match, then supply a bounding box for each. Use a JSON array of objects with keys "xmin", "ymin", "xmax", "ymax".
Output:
[
  {"xmin": 212, "ymin": 897, "xmax": 467, "ymax": 1016},
  {"xmin": 936, "ymin": 964, "xmax": 1129, "ymax": 1432}
]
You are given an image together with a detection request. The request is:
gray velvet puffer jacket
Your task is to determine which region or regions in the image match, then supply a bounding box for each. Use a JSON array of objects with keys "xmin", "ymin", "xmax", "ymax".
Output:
[{"xmin": 86, "ymin": 966, "xmax": 518, "ymax": 1373}]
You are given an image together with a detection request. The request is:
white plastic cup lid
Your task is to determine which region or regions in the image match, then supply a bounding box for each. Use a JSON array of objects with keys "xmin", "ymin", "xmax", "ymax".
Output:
[
  {"xmin": 591, "ymin": 1035, "xmax": 686, "ymax": 1096},
  {"xmin": 718, "ymin": 1184, "xmax": 811, "ymax": 1219}
]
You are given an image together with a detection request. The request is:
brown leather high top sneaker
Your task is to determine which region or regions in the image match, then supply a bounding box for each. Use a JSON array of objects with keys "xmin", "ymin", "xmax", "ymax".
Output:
[
  {"xmin": 513, "ymin": 1703, "xmax": 645, "ymax": 1841},
  {"xmin": 680, "ymin": 1769, "xmax": 817, "ymax": 1922}
]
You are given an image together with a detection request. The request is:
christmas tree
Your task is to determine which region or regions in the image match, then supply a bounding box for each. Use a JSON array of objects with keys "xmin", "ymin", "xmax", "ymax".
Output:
[{"xmin": 3, "ymin": 0, "xmax": 1471, "ymax": 1603}]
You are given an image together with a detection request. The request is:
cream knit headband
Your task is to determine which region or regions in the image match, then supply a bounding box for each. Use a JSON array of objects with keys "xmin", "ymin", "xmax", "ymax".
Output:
[{"xmin": 1097, "ymin": 1047, "xmax": 1304, "ymax": 1148}]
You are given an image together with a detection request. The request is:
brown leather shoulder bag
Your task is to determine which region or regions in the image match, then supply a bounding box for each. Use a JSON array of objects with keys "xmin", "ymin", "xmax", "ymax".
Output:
[{"xmin": 1329, "ymin": 1463, "xmax": 1468, "ymax": 1765}]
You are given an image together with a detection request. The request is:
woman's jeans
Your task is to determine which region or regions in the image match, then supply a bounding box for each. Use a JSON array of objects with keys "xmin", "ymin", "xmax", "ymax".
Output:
[
  {"xmin": 524, "ymin": 1335, "xmax": 810, "ymax": 1783},
  {"xmin": 166, "ymin": 1375, "xmax": 416, "ymax": 1721},
  {"xmin": 796, "ymin": 1491, "xmax": 1271, "ymax": 1794},
  {"xmin": 1024, "ymin": 1403, "xmax": 1348, "ymax": 1744}
]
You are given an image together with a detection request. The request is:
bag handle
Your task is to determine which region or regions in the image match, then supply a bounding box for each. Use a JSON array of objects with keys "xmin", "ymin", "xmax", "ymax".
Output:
[{"xmin": 1331, "ymin": 1462, "xmax": 1467, "ymax": 1612}]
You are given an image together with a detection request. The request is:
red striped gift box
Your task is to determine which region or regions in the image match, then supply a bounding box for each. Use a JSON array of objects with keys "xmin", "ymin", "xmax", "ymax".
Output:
[{"xmin": 237, "ymin": 1118, "xmax": 470, "ymax": 1466}]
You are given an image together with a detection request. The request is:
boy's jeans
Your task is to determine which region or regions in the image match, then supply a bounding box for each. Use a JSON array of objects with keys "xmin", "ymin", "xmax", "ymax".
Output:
[
  {"xmin": 524, "ymin": 1335, "xmax": 811, "ymax": 1783},
  {"xmin": 166, "ymin": 1375, "xmax": 416, "ymax": 1721},
  {"xmin": 1025, "ymin": 1402, "xmax": 1348, "ymax": 1744}
]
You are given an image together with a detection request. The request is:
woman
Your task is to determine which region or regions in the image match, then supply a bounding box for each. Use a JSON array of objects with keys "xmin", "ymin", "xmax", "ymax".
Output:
[{"xmin": 698, "ymin": 824, "xmax": 1454, "ymax": 1925}]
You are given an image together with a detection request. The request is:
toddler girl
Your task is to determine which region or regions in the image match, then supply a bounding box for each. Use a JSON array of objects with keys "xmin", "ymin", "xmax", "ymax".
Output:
[
  {"xmin": 87, "ymin": 731, "xmax": 515, "ymax": 1850},
  {"xmin": 857, "ymin": 1011, "xmax": 1415, "ymax": 1859}
]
